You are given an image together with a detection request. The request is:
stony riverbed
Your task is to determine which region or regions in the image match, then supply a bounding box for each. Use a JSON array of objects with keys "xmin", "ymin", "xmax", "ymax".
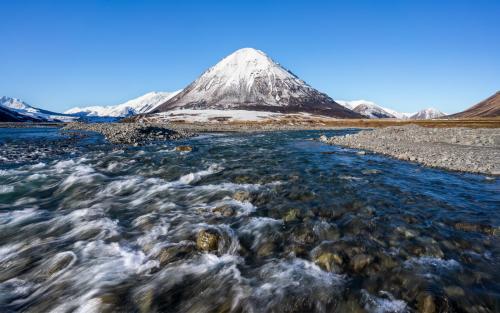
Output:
[
  {"xmin": 320, "ymin": 125, "xmax": 500, "ymax": 175},
  {"xmin": 0, "ymin": 128, "xmax": 499, "ymax": 313}
]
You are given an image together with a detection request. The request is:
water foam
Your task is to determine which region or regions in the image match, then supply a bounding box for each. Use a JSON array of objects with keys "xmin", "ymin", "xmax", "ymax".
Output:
[
  {"xmin": 361, "ymin": 290, "xmax": 408, "ymax": 313},
  {"xmin": 178, "ymin": 164, "xmax": 224, "ymax": 184}
]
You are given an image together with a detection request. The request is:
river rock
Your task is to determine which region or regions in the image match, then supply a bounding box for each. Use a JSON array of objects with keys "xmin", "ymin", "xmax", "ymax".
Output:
[
  {"xmin": 158, "ymin": 243, "xmax": 196, "ymax": 266},
  {"xmin": 233, "ymin": 190, "xmax": 251, "ymax": 202},
  {"xmin": 417, "ymin": 292, "xmax": 436, "ymax": 313},
  {"xmin": 212, "ymin": 205, "xmax": 235, "ymax": 217},
  {"xmin": 175, "ymin": 145, "xmax": 193, "ymax": 152},
  {"xmin": 196, "ymin": 229, "xmax": 220, "ymax": 252},
  {"xmin": 350, "ymin": 254, "xmax": 373, "ymax": 272},
  {"xmin": 283, "ymin": 208, "xmax": 301, "ymax": 222},
  {"xmin": 313, "ymin": 252, "xmax": 343, "ymax": 273}
]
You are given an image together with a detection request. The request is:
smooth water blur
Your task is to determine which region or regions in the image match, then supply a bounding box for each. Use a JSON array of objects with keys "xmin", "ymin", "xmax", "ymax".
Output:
[{"xmin": 0, "ymin": 128, "xmax": 499, "ymax": 312}]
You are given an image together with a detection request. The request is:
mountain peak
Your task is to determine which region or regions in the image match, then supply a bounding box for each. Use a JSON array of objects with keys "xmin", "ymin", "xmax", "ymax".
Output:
[
  {"xmin": 153, "ymin": 48, "xmax": 361, "ymax": 118},
  {"xmin": 410, "ymin": 108, "xmax": 445, "ymax": 120},
  {"xmin": 225, "ymin": 47, "xmax": 268, "ymax": 59}
]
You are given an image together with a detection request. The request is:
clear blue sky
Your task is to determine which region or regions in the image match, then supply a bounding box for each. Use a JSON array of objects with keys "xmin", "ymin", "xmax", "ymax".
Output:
[{"xmin": 1, "ymin": 0, "xmax": 499, "ymax": 113}]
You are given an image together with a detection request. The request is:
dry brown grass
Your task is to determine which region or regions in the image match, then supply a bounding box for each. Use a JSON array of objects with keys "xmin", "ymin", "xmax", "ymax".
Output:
[{"xmin": 170, "ymin": 117, "xmax": 500, "ymax": 129}]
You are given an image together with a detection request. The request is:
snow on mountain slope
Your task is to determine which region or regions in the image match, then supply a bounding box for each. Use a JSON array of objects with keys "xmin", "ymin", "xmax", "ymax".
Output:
[
  {"xmin": 380, "ymin": 107, "xmax": 414, "ymax": 120},
  {"xmin": 0, "ymin": 96, "xmax": 78, "ymax": 122},
  {"xmin": 65, "ymin": 91, "xmax": 181, "ymax": 118},
  {"xmin": 153, "ymin": 48, "xmax": 362, "ymax": 118},
  {"xmin": 335, "ymin": 100, "xmax": 358, "ymax": 110},
  {"xmin": 336, "ymin": 99, "xmax": 446, "ymax": 119},
  {"xmin": 336, "ymin": 100, "xmax": 397, "ymax": 118},
  {"xmin": 410, "ymin": 108, "xmax": 446, "ymax": 120}
]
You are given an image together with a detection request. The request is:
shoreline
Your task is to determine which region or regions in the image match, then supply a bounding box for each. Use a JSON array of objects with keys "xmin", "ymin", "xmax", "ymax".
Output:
[{"xmin": 319, "ymin": 125, "xmax": 500, "ymax": 175}]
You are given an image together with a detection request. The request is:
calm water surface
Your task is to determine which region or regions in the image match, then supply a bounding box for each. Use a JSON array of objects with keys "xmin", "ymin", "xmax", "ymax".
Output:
[{"xmin": 0, "ymin": 128, "xmax": 499, "ymax": 312}]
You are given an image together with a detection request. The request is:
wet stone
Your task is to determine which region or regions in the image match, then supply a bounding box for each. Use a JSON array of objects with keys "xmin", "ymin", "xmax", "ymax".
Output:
[
  {"xmin": 417, "ymin": 293, "xmax": 436, "ymax": 313},
  {"xmin": 256, "ymin": 241, "xmax": 276, "ymax": 258},
  {"xmin": 233, "ymin": 190, "xmax": 251, "ymax": 202},
  {"xmin": 454, "ymin": 222, "xmax": 497, "ymax": 236},
  {"xmin": 135, "ymin": 288, "xmax": 155, "ymax": 313},
  {"xmin": 350, "ymin": 254, "xmax": 374, "ymax": 272},
  {"xmin": 158, "ymin": 243, "xmax": 196, "ymax": 266},
  {"xmin": 444, "ymin": 286, "xmax": 465, "ymax": 298},
  {"xmin": 313, "ymin": 252, "xmax": 343, "ymax": 273},
  {"xmin": 196, "ymin": 229, "xmax": 220, "ymax": 252},
  {"xmin": 212, "ymin": 205, "xmax": 235, "ymax": 217},
  {"xmin": 175, "ymin": 145, "xmax": 193, "ymax": 152},
  {"xmin": 283, "ymin": 208, "xmax": 301, "ymax": 222},
  {"xmin": 42, "ymin": 252, "xmax": 75, "ymax": 278},
  {"xmin": 291, "ymin": 226, "xmax": 317, "ymax": 245}
]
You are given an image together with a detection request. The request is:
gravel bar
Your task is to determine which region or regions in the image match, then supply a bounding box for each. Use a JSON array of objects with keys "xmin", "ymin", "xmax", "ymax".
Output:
[
  {"xmin": 319, "ymin": 125, "xmax": 500, "ymax": 175},
  {"xmin": 62, "ymin": 122, "xmax": 194, "ymax": 145}
]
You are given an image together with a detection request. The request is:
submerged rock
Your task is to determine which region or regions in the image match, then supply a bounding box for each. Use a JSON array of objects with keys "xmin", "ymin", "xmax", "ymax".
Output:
[
  {"xmin": 233, "ymin": 190, "xmax": 251, "ymax": 202},
  {"xmin": 350, "ymin": 254, "xmax": 373, "ymax": 272},
  {"xmin": 175, "ymin": 145, "xmax": 193, "ymax": 152},
  {"xmin": 417, "ymin": 292, "xmax": 436, "ymax": 313},
  {"xmin": 212, "ymin": 205, "xmax": 235, "ymax": 217},
  {"xmin": 283, "ymin": 208, "xmax": 301, "ymax": 222},
  {"xmin": 158, "ymin": 242, "xmax": 196, "ymax": 266},
  {"xmin": 40, "ymin": 252, "xmax": 76, "ymax": 279},
  {"xmin": 313, "ymin": 252, "xmax": 343, "ymax": 273}
]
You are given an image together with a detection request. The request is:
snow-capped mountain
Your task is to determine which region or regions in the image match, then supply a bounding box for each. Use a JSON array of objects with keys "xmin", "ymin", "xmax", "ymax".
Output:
[
  {"xmin": 65, "ymin": 91, "xmax": 181, "ymax": 118},
  {"xmin": 410, "ymin": 108, "xmax": 445, "ymax": 120},
  {"xmin": 153, "ymin": 48, "xmax": 362, "ymax": 118},
  {"xmin": 336, "ymin": 100, "xmax": 400, "ymax": 118},
  {"xmin": 380, "ymin": 107, "xmax": 414, "ymax": 120},
  {"xmin": 336, "ymin": 99, "xmax": 446, "ymax": 119},
  {"xmin": 0, "ymin": 96, "xmax": 78, "ymax": 122}
]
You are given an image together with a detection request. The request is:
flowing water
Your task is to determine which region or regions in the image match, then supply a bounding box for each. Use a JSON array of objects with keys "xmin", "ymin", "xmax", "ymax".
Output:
[{"xmin": 0, "ymin": 128, "xmax": 499, "ymax": 313}]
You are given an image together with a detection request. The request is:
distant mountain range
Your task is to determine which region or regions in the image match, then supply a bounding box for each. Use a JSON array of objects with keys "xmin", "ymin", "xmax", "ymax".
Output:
[
  {"xmin": 64, "ymin": 91, "xmax": 181, "ymax": 119},
  {"xmin": 336, "ymin": 100, "xmax": 445, "ymax": 120},
  {"xmin": 0, "ymin": 96, "xmax": 78, "ymax": 122}
]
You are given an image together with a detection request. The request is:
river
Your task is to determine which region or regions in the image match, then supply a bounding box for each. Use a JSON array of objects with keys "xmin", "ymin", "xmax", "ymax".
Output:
[{"xmin": 0, "ymin": 128, "xmax": 498, "ymax": 312}]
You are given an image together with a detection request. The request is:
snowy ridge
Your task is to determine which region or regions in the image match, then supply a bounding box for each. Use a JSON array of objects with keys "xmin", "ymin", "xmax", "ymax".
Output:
[
  {"xmin": 336, "ymin": 100, "xmax": 401, "ymax": 119},
  {"xmin": 65, "ymin": 91, "xmax": 181, "ymax": 118},
  {"xmin": 153, "ymin": 48, "xmax": 361, "ymax": 118},
  {"xmin": 0, "ymin": 96, "xmax": 78, "ymax": 122},
  {"xmin": 410, "ymin": 108, "xmax": 445, "ymax": 119},
  {"xmin": 336, "ymin": 99, "xmax": 445, "ymax": 119}
]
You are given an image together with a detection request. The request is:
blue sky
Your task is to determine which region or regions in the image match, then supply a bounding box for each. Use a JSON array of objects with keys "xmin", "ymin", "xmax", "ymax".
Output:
[{"xmin": 0, "ymin": 0, "xmax": 499, "ymax": 113}]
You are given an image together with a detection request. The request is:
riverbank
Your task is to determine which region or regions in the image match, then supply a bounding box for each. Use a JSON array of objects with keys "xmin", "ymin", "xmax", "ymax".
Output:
[
  {"xmin": 3, "ymin": 117, "xmax": 499, "ymax": 132},
  {"xmin": 319, "ymin": 125, "xmax": 500, "ymax": 175}
]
